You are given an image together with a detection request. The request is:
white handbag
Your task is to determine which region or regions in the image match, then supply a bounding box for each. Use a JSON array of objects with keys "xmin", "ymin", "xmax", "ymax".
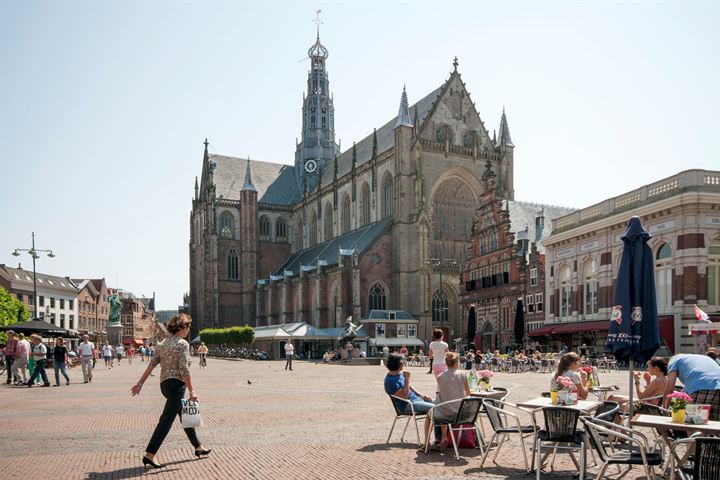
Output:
[{"xmin": 181, "ymin": 399, "xmax": 203, "ymax": 428}]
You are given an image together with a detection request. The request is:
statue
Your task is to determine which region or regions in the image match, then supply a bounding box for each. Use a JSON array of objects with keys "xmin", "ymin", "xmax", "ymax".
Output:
[
  {"xmin": 108, "ymin": 293, "xmax": 122, "ymax": 326},
  {"xmin": 339, "ymin": 316, "xmax": 362, "ymax": 344}
]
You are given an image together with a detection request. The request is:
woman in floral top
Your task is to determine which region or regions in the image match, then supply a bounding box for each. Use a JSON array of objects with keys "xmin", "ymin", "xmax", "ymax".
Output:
[{"xmin": 130, "ymin": 314, "xmax": 211, "ymax": 468}]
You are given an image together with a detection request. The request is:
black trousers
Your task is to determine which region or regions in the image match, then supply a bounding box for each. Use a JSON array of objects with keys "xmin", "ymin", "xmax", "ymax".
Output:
[
  {"xmin": 5, "ymin": 356, "xmax": 14, "ymax": 382},
  {"xmin": 285, "ymin": 356, "xmax": 293, "ymax": 370},
  {"xmin": 146, "ymin": 379, "xmax": 201, "ymax": 454},
  {"xmin": 28, "ymin": 359, "xmax": 49, "ymax": 385}
]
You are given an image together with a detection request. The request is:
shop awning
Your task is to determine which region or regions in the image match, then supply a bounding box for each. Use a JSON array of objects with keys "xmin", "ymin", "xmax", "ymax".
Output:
[
  {"xmin": 368, "ymin": 338, "xmax": 425, "ymax": 347},
  {"xmin": 528, "ymin": 320, "xmax": 610, "ymax": 337},
  {"xmin": 122, "ymin": 338, "xmax": 144, "ymax": 346}
]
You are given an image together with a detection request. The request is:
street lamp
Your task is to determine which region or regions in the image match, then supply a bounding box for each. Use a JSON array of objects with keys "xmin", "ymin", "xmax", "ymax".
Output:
[
  {"xmin": 12, "ymin": 232, "xmax": 55, "ymax": 320},
  {"xmin": 425, "ymin": 243, "xmax": 458, "ymax": 331}
]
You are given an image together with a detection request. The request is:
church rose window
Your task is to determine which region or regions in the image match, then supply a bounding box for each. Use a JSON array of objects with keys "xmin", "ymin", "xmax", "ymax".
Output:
[
  {"xmin": 382, "ymin": 173, "xmax": 394, "ymax": 218},
  {"xmin": 227, "ymin": 249, "xmax": 239, "ymax": 280},
  {"xmin": 259, "ymin": 215, "xmax": 270, "ymax": 240},
  {"xmin": 368, "ymin": 283, "xmax": 387, "ymax": 312}
]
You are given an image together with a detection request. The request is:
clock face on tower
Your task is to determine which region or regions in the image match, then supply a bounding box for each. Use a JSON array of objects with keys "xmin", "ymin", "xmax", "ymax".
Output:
[{"xmin": 304, "ymin": 159, "xmax": 318, "ymax": 174}]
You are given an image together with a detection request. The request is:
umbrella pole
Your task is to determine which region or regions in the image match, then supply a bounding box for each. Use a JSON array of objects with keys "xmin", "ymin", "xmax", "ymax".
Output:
[{"xmin": 627, "ymin": 359, "xmax": 634, "ymax": 429}]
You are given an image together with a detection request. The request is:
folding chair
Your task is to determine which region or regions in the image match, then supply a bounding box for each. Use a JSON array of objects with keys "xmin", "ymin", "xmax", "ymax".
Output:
[{"xmin": 481, "ymin": 399, "xmax": 538, "ymax": 473}]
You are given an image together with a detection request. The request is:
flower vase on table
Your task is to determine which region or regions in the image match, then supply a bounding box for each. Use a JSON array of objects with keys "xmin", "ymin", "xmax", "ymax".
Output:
[
  {"xmin": 668, "ymin": 391, "xmax": 693, "ymax": 424},
  {"xmin": 555, "ymin": 375, "xmax": 577, "ymax": 405},
  {"xmin": 550, "ymin": 391, "xmax": 559, "ymax": 405},
  {"xmin": 478, "ymin": 370, "xmax": 493, "ymax": 392}
]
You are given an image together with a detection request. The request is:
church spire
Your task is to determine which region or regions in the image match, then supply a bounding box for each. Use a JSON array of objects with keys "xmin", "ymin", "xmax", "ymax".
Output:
[
  {"xmin": 395, "ymin": 85, "xmax": 413, "ymax": 128},
  {"xmin": 242, "ymin": 158, "xmax": 256, "ymax": 192},
  {"xmin": 497, "ymin": 107, "xmax": 514, "ymax": 148}
]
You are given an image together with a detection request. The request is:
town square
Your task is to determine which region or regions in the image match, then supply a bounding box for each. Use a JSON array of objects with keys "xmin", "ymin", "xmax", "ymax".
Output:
[{"xmin": 1, "ymin": 2, "xmax": 720, "ymax": 479}]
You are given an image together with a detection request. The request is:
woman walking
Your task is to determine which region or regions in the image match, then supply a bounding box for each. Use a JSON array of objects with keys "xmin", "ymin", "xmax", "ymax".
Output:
[
  {"xmin": 130, "ymin": 314, "xmax": 210, "ymax": 468},
  {"xmin": 52, "ymin": 337, "xmax": 70, "ymax": 386},
  {"xmin": 27, "ymin": 335, "xmax": 50, "ymax": 387}
]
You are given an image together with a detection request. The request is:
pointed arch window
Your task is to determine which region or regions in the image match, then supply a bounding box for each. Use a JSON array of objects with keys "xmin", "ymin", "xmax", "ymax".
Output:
[
  {"xmin": 360, "ymin": 183, "xmax": 371, "ymax": 227},
  {"xmin": 324, "ymin": 203, "xmax": 333, "ymax": 241},
  {"xmin": 368, "ymin": 283, "xmax": 387, "ymax": 312},
  {"xmin": 431, "ymin": 290, "xmax": 448, "ymax": 326},
  {"xmin": 276, "ymin": 218, "xmax": 287, "ymax": 242},
  {"xmin": 382, "ymin": 174, "xmax": 394, "ymax": 218},
  {"xmin": 341, "ymin": 194, "xmax": 351, "ymax": 234},
  {"xmin": 310, "ymin": 210, "xmax": 318, "ymax": 246},
  {"xmin": 227, "ymin": 249, "xmax": 238, "ymax": 280},
  {"xmin": 219, "ymin": 211, "xmax": 234, "ymax": 239},
  {"xmin": 259, "ymin": 215, "xmax": 270, "ymax": 241},
  {"xmin": 656, "ymin": 243, "xmax": 673, "ymax": 310}
]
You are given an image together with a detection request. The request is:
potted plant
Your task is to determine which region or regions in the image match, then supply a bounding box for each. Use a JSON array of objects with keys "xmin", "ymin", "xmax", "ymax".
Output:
[
  {"xmin": 478, "ymin": 369, "xmax": 493, "ymax": 391},
  {"xmin": 554, "ymin": 375, "xmax": 576, "ymax": 405},
  {"xmin": 668, "ymin": 391, "xmax": 693, "ymax": 424}
]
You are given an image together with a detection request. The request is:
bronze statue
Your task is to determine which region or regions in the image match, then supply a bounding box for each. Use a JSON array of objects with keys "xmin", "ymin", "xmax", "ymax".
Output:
[{"xmin": 108, "ymin": 293, "xmax": 122, "ymax": 326}]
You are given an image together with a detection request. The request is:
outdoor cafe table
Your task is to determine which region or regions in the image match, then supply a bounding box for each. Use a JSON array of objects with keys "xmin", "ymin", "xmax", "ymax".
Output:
[
  {"xmin": 469, "ymin": 389, "xmax": 507, "ymax": 400},
  {"xmin": 516, "ymin": 396, "xmax": 603, "ymax": 413},
  {"xmin": 631, "ymin": 414, "xmax": 720, "ymax": 475}
]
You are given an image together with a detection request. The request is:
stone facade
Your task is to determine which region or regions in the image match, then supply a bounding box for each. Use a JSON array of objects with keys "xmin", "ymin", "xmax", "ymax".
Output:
[
  {"xmin": 189, "ymin": 35, "xmax": 516, "ymax": 344},
  {"xmin": 118, "ymin": 293, "xmax": 156, "ymax": 344},
  {"xmin": 541, "ymin": 169, "xmax": 720, "ymax": 354},
  {"xmin": 73, "ymin": 278, "xmax": 110, "ymax": 338}
]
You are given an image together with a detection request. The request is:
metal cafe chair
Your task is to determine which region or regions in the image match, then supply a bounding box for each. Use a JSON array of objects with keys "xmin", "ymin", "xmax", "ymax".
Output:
[
  {"xmin": 423, "ymin": 397, "xmax": 484, "ymax": 459},
  {"xmin": 581, "ymin": 416, "xmax": 663, "ymax": 480},
  {"xmin": 481, "ymin": 399, "xmax": 539, "ymax": 473},
  {"xmin": 386, "ymin": 394, "xmax": 427, "ymax": 446},
  {"xmin": 535, "ymin": 406, "xmax": 586, "ymax": 480},
  {"xmin": 669, "ymin": 436, "xmax": 720, "ymax": 480}
]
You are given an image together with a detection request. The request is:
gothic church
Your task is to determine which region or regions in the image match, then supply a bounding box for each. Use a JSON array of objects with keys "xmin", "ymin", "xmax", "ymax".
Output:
[{"xmin": 189, "ymin": 31, "xmax": 516, "ymax": 342}]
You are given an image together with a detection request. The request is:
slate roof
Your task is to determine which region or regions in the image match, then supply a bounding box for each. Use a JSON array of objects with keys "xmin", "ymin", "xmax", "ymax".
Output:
[
  {"xmin": 506, "ymin": 201, "xmax": 576, "ymax": 253},
  {"xmin": 271, "ymin": 218, "xmax": 393, "ymax": 276},
  {"xmin": 319, "ymin": 86, "xmax": 444, "ymax": 185},
  {"xmin": 210, "ymin": 155, "xmax": 300, "ymax": 205},
  {"xmin": 0, "ymin": 265, "xmax": 79, "ymax": 294}
]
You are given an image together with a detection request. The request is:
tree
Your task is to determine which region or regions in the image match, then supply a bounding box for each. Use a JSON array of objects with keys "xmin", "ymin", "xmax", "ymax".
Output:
[{"xmin": 0, "ymin": 286, "xmax": 29, "ymax": 343}]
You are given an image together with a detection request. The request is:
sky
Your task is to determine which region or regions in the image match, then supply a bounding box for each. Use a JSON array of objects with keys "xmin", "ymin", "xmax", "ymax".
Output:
[{"xmin": 0, "ymin": 1, "xmax": 718, "ymax": 310}]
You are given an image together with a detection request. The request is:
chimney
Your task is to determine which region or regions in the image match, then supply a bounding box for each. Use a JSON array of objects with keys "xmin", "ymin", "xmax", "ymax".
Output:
[{"xmin": 534, "ymin": 210, "xmax": 545, "ymax": 243}]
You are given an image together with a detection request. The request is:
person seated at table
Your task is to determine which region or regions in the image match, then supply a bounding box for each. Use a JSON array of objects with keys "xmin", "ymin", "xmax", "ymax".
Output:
[
  {"xmin": 662, "ymin": 353, "xmax": 720, "ymax": 421},
  {"xmin": 550, "ymin": 352, "xmax": 589, "ymax": 400},
  {"xmin": 384, "ymin": 353, "xmax": 437, "ymax": 447},
  {"xmin": 707, "ymin": 348, "xmax": 720, "ymax": 366},
  {"xmin": 434, "ymin": 352, "xmax": 472, "ymax": 451},
  {"xmin": 464, "ymin": 350, "xmax": 475, "ymax": 370},
  {"xmin": 608, "ymin": 357, "xmax": 668, "ymax": 410}
]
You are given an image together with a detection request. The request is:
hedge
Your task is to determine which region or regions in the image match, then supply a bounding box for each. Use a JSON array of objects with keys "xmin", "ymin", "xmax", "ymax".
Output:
[{"xmin": 199, "ymin": 326, "xmax": 255, "ymax": 347}]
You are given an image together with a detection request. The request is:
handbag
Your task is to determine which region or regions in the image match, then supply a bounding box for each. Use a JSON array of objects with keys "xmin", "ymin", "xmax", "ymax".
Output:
[{"xmin": 181, "ymin": 399, "xmax": 203, "ymax": 428}]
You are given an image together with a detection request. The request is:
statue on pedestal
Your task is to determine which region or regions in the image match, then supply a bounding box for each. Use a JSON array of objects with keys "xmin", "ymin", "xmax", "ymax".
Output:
[{"xmin": 108, "ymin": 293, "xmax": 122, "ymax": 326}]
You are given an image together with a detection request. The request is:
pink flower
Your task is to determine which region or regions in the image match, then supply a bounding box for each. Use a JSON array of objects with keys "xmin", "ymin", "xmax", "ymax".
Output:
[
  {"xmin": 556, "ymin": 376, "xmax": 576, "ymax": 390},
  {"xmin": 669, "ymin": 392, "xmax": 693, "ymax": 403},
  {"xmin": 478, "ymin": 369, "xmax": 493, "ymax": 381}
]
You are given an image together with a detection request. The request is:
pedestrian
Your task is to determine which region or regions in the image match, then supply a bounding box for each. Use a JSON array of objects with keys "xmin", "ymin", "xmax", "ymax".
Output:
[
  {"xmin": 663, "ymin": 353, "xmax": 720, "ymax": 421},
  {"xmin": 127, "ymin": 345, "xmax": 135, "ymax": 365},
  {"xmin": 102, "ymin": 343, "xmax": 114, "ymax": 369},
  {"xmin": 428, "ymin": 328, "xmax": 449, "ymax": 378},
  {"xmin": 345, "ymin": 342, "xmax": 354, "ymax": 361},
  {"xmin": 399, "ymin": 345, "xmax": 409, "ymax": 359},
  {"xmin": 197, "ymin": 342, "xmax": 208, "ymax": 369},
  {"xmin": 130, "ymin": 313, "xmax": 210, "ymax": 468},
  {"xmin": 284, "ymin": 340, "xmax": 294, "ymax": 371},
  {"xmin": 52, "ymin": 337, "xmax": 71, "ymax": 386},
  {"xmin": 382, "ymin": 345, "xmax": 390, "ymax": 363},
  {"xmin": 4, "ymin": 330, "xmax": 17, "ymax": 385},
  {"xmin": 27, "ymin": 335, "xmax": 50, "ymax": 387},
  {"xmin": 92, "ymin": 345, "xmax": 99, "ymax": 368},
  {"xmin": 78, "ymin": 335, "xmax": 94, "ymax": 383},
  {"xmin": 140, "ymin": 345, "xmax": 146, "ymax": 363},
  {"xmin": 116, "ymin": 344, "xmax": 125, "ymax": 366},
  {"xmin": 12, "ymin": 333, "xmax": 30, "ymax": 385}
]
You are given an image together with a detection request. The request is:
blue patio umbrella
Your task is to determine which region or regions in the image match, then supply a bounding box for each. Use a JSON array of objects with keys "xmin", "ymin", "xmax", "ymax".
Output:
[{"xmin": 606, "ymin": 216, "xmax": 661, "ymax": 420}]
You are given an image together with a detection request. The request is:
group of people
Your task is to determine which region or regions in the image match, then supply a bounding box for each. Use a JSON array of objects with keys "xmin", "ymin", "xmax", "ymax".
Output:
[{"xmin": 3, "ymin": 330, "xmax": 74, "ymax": 387}]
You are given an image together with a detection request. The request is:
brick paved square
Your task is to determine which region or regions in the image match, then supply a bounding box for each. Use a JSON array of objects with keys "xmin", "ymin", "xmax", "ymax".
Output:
[{"xmin": 2, "ymin": 359, "xmax": 648, "ymax": 479}]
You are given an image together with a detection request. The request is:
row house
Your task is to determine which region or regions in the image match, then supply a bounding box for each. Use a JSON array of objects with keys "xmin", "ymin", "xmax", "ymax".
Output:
[
  {"xmin": 117, "ymin": 290, "xmax": 157, "ymax": 346},
  {"xmin": 539, "ymin": 169, "xmax": 720, "ymax": 354},
  {"xmin": 73, "ymin": 278, "xmax": 110, "ymax": 340}
]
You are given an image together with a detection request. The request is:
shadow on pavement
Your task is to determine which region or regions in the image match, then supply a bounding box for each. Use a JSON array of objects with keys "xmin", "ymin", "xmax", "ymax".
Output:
[
  {"xmin": 86, "ymin": 459, "xmax": 195, "ymax": 479},
  {"xmin": 356, "ymin": 442, "xmax": 418, "ymax": 452}
]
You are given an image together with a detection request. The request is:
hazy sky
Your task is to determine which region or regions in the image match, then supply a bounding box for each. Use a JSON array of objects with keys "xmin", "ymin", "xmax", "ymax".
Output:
[{"xmin": 1, "ymin": 1, "xmax": 718, "ymax": 310}]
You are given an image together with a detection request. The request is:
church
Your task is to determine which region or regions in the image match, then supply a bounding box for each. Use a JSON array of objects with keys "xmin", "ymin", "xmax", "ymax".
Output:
[{"xmin": 189, "ymin": 30, "xmax": 518, "ymax": 346}]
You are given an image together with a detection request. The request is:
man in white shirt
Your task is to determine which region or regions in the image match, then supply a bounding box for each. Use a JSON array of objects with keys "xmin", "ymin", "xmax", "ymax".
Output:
[
  {"xmin": 115, "ymin": 344, "xmax": 124, "ymax": 365},
  {"xmin": 101, "ymin": 343, "xmax": 114, "ymax": 369},
  {"xmin": 284, "ymin": 340, "xmax": 294, "ymax": 371},
  {"xmin": 78, "ymin": 335, "xmax": 94, "ymax": 383}
]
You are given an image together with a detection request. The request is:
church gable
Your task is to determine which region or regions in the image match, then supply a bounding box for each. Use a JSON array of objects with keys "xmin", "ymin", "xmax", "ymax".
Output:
[{"xmin": 419, "ymin": 71, "xmax": 493, "ymax": 151}]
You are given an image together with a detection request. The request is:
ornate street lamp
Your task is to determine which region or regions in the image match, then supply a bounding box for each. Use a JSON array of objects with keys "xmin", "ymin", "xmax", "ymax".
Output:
[{"xmin": 12, "ymin": 232, "xmax": 55, "ymax": 320}]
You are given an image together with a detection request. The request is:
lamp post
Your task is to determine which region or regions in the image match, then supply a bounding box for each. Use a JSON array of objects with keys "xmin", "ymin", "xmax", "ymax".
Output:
[
  {"xmin": 425, "ymin": 243, "xmax": 458, "ymax": 332},
  {"xmin": 12, "ymin": 232, "xmax": 55, "ymax": 320}
]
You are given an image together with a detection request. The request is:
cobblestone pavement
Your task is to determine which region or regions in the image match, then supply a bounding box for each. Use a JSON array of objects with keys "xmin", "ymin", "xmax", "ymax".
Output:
[{"xmin": 2, "ymin": 359, "xmax": 648, "ymax": 479}]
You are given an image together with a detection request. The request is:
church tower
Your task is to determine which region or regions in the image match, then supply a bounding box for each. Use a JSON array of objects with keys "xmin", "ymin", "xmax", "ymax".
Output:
[{"xmin": 295, "ymin": 11, "xmax": 340, "ymax": 193}]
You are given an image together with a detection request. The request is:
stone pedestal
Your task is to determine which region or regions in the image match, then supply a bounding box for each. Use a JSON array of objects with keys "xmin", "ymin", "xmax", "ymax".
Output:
[{"xmin": 107, "ymin": 324, "xmax": 123, "ymax": 347}]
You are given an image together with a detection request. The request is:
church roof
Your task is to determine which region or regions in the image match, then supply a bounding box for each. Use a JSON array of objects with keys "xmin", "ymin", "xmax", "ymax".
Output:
[
  {"xmin": 507, "ymin": 201, "xmax": 576, "ymax": 253},
  {"xmin": 271, "ymin": 218, "xmax": 393, "ymax": 276},
  {"xmin": 320, "ymin": 85, "xmax": 444, "ymax": 185},
  {"xmin": 210, "ymin": 155, "xmax": 300, "ymax": 205}
]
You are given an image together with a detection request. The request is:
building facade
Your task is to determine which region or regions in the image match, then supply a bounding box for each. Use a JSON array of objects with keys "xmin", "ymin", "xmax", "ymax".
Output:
[
  {"xmin": 460, "ymin": 165, "xmax": 573, "ymax": 352},
  {"xmin": 118, "ymin": 291, "xmax": 157, "ymax": 346},
  {"xmin": 0, "ymin": 265, "xmax": 79, "ymax": 332},
  {"xmin": 73, "ymin": 278, "xmax": 110, "ymax": 340},
  {"xmin": 189, "ymin": 34, "xmax": 517, "ymax": 343},
  {"xmin": 538, "ymin": 169, "xmax": 720, "ymax": 354}
]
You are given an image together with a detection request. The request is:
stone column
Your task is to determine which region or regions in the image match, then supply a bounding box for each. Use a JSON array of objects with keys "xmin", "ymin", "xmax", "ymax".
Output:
[{"xmin": 352, "ymin": 252, "xmax": 361, "ymax": 323}]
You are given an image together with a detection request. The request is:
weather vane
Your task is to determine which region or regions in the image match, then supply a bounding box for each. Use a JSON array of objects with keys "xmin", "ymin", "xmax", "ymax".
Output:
[{"xmin": 314, "ymin": 9, "xmax": 323, "ymax": 38}]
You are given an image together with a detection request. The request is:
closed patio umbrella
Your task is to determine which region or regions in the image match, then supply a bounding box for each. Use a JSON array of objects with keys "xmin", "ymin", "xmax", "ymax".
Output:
[
  {"xmin": 467, "ymin": 306, "xmax": 476, "ymax": 344},
  {"xmin": 513, "ymin": 299, "xmax": 525, "ymax": 348},
  {"xmin": 606, "ymin": 216, "xmax": 661, "ymax": 422}
]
